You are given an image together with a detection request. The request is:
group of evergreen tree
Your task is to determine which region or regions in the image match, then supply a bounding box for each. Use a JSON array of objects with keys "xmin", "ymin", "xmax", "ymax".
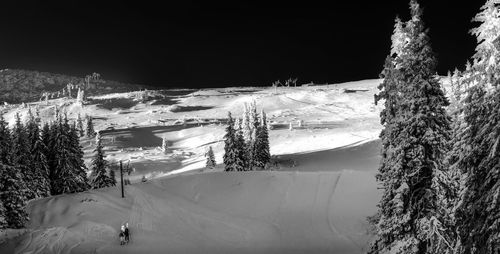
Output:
[
  {"xmin": 223, "ymin": 102, "xmax": 271, "ymax": 171},
  {"xmin": 371, "ymin": 0, "xmax": 500, "ymax": 253},
  {"xmin": 0, "ymin": 106, "xmax": 116, "ymax": 229},
  {"xmin": 0, "ymin": 109, "xmax": 89, "ymax": 229}
]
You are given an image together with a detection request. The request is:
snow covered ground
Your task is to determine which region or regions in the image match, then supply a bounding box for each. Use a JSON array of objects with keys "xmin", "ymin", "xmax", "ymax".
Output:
[{"xmin": 0, "ymin": 79, "xmax": 385, "ymax": 253}]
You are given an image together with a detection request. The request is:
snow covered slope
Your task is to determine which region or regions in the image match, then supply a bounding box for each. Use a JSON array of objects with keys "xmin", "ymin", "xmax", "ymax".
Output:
[
  {"xmin": 1, "ymin": 145, "xmax": 379, "ymax": 254},
  {"xmin": 0, "ymin": 79, "xmax": 384, "ymax": 253}
]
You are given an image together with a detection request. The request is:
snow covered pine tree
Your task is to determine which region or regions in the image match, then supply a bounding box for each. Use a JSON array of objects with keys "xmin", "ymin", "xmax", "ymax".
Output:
[
  {"xmin": 252, "ymin": 110, "xmax": 271, "ymax": 170},
  {"xmin": 0, "ymin": 113, "xmax": 29, "ymax": 229},
  {"xmin": 86, "ymin": 115, "xmax": 95, "ymax": 138},
  {"xmin": 90, "ymin": 131, "xmax": 113, "ymax": 189},
  {"xmin": 49, "ymin": 115, "xmax": 89, "ymax": 195},
  {"xmin": 11, "ymin": 112, "xmax": 38, "ymax": 200},
  {"xmin": 370, "ymin": 1, "xmax": 452, "ymax": 253},
  {"xmin": 0, "ymin": 163, "xmax": 30, "ymax": 228},
  {"xmin": 76, "ymin": 113, "xmax": 85, "ymax": 137},
  {"xmin": 0, "ymin": 114, "xmax": 12, "ymax": 165},
  {"xmin": 26, "ymin": 110, "xmax": 51, "ymax": 198},
  {"xmin": 233, "ymin": 118, "xmax": 247, "ymax": 171},
  {"xmin": 205, "ymin": 146, "xmax": 216, "ymax": 169},
  {"xmin": 453, "ymin": 1, "xmax": 500, "ymax": 253},
  {"xmin": 223, "ymin": 112, "xmax": 246, "ymax": 171},
  {"xmin": 223, "ymin": 112, "xmax": 237, "ymax": 171}
]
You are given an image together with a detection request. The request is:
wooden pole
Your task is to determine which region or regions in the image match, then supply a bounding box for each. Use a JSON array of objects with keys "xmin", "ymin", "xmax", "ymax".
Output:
[{"xmin": 120, "ymin": 161, "xmax": 124, "ymax": 198}]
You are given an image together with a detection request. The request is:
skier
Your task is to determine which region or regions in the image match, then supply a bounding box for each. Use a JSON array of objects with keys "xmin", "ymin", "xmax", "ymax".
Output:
[
  {"xmin": 124, "ymin": 222, "xmax": 130, "ymax": 244},
  {"xmin": 119, "ymin": 225, "xmax": 126, "ymax": 245}
]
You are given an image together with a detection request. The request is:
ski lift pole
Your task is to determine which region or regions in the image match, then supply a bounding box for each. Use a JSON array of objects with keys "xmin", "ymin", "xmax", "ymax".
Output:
[{"xmin": 120, "ymin": 161, "xmax": 124, "ymax": 198}]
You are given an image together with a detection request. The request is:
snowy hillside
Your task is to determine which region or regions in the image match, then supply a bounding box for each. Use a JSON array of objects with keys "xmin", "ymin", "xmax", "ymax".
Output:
[{"xmin": 0, "ymin": 79, "xmax": 384, "ymax": 253}]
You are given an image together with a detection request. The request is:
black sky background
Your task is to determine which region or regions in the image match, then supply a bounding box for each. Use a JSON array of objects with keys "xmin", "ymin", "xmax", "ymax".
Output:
[{"xmin": 0, "ymin": 1, "xmax": 485, "ymax": 88}]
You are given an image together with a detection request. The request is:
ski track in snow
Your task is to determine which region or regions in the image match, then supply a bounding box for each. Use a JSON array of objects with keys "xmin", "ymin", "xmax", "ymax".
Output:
[
  {"xmin": 15, "ymin": 227, "xmax": 82, "ymax": 254},
  {"xmin": 313, "ymin": 173, "xmax": 339, "ymax": 241},
  {"xmin": 128, "ymin": 187, "xmax": 154, "ymax": 232},
  {"xmin": 327, "ymin": 171, "xmax": 363, "ymax": 252},
  {"xmin": 270, "ymin": 172, "xmax": 293, "ymax": 241},
  {"xmin": 15, "ymin": 230, "xmax": 34, "ymax": 254},
  {"xmin": 327, "ymin": 172, "xmax": 342, "ymax": 236}
]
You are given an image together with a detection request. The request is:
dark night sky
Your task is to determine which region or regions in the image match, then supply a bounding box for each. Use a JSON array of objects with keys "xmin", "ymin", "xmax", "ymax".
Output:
[{"xmin": 0, "ymin": 1, "xmax": 485, "ymax": 88}]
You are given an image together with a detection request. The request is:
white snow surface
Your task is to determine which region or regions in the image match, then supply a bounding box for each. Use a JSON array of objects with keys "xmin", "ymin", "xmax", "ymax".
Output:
[{"xmin": 0, "ymin": 79, "xmax": 385, "ymax": 253}]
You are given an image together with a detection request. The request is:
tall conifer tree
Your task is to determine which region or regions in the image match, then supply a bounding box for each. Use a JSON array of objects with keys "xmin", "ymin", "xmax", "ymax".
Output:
[
  {"xmin": 0, "ymin": 201, "xmax": 7, "ymax": 229},
  {"xmin": 206, "ymin": 146, "xmax": 216, "ymax": 169},
  {"xmin": 234, "ymin": 120, "xmax": 247, "ymax": 171},
  {"xmin": 90, "ymin": 134, "xmax": 112, "ymax": 189},
  {"xmin": 76, "ymin": 114, "xmax": 85, "ymax": 137},
  {"xmin": 224, "ymin": 112, "xmax": 246, "ymax": 171},
  {"xmin": 223, "ymin": 112, "xmax": 236, "ymax": 171},
  {"xmin": 86, "ymin": 115, "xmax": 95, "ymax": 138},
  {"xmin": 0, "ymin": 163, "xmax": 29, "ymax": 228},
  {"xmin": 11, "ymin": 113, "xmax": 30, "ymax": 167},
  {"xmin": 26, "ymin": 110, "xmax": 50, "ymax": 198},
  {"xmin": 253, "ymin": 110, "xmax": 271, "ymax": 169},
  {"xmin": 68, "ymin": 120, "xmax": 89, "ymax": 191},
  {"xmin": 0, "ymin": 114, "xmax": 11, "ymax": 164},
  {"xmin": 51, "ymin": 115, "xmax": 89, "ymax": 194},
  {"xmin": 11, "ymin": 112, "xmax": 37, "ymax": 199},
  {"xmin": 453, "ymin": 1, "xmax": 500, "ymax": 252},
  {"xmin": 370, "ymin": 1, "xmax": 452, "ymax": 253}
]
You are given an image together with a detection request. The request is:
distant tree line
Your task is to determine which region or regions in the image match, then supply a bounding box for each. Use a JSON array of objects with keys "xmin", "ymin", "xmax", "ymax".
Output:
[
  {"xmin": 0, "ymin": 109, "xmax": 115, "ymax": 229},
  {"xmin": 0, "ymin": 69, "xmax": 149, "ymax": 104},
  {"xmin": 369, "ymin": 1, "xmax": 500, "ymax": 253},
  {"xmin": 223, "ymin": 101, "xmax": 271, "ymax": 171}
]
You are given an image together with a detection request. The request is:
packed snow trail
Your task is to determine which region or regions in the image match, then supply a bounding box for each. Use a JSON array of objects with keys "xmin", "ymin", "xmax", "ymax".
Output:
[{"xmin": 128, "ymin": 187, "xmax": 155, "ymax": 232}]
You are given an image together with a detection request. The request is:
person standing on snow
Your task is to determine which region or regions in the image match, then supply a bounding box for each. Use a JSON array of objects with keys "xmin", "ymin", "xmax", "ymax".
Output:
[
  {"xmin": 119, "ymin": 225, "xmax": 126, "ymax": 245},
  {"xmin": 124, "ymin": 223, "xmax": 130, "ymax": 244}
]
